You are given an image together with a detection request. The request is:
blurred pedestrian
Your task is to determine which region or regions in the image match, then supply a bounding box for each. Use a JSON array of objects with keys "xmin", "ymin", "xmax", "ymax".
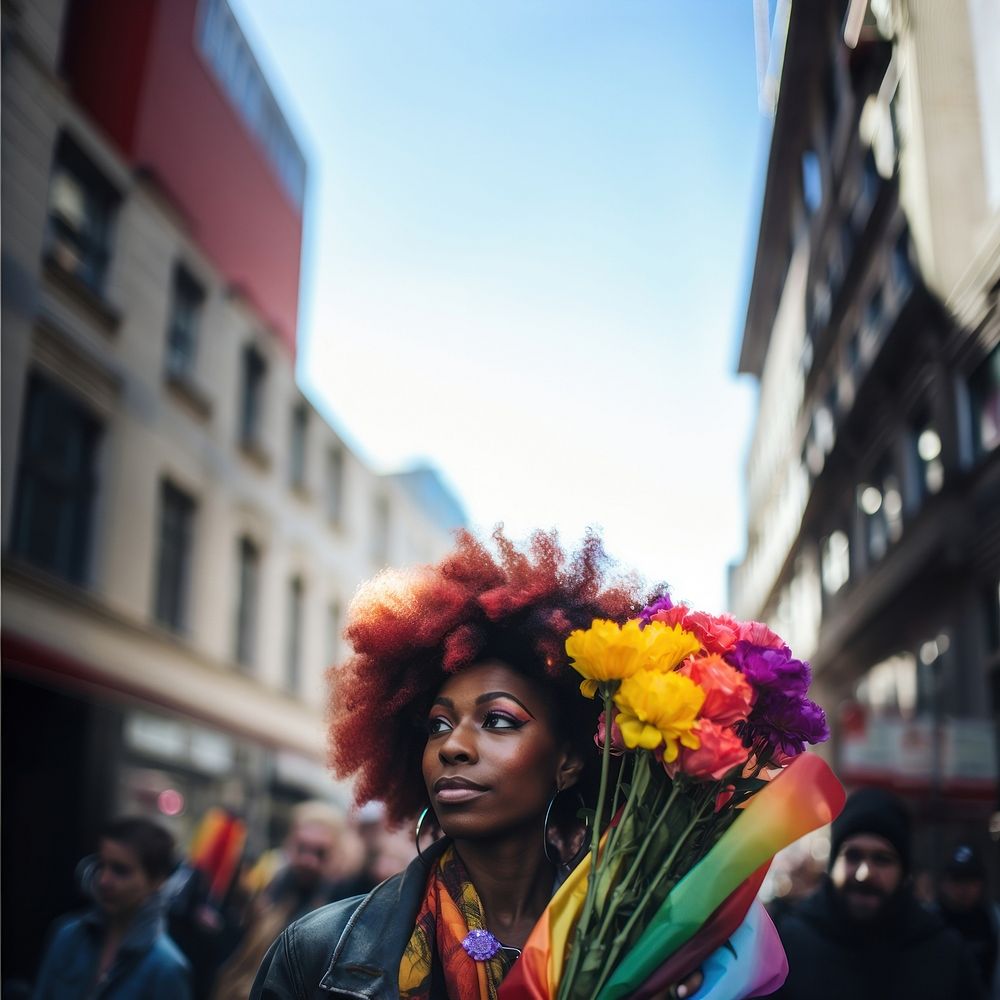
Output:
[
  {"xmin": 932, "ymin": 844, "xmax": 1000, "ymax": 998},
  {"xmin": 163, "ymin": 809, "xmax": 249, "ymax": 1000},
  {"xmin": 770, "ymin": 787, "xmax": 985, "ymax": 999},
  {"xmin": 32, "ymin": 817, "xmax": 191, "ymax": 999},
  {"xmin": 209, "ymin": 800, "xmax": 356, "ymax": 1000}
]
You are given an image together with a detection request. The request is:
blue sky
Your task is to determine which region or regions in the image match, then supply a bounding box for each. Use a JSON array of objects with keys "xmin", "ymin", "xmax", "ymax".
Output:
[{"xmin": 233, "ymin": 1, "xmax": 768, "ymax": 611}]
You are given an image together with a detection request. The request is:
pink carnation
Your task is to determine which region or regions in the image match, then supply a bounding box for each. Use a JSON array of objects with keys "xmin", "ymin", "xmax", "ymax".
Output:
[
  {"xmin": 594, "ymin": 710, "xmax": 626, "ymax": 756},
  {"xmin": 668, "ymin": 720, "xmax": 748, "ymax": 782},
  {"xmin": 681, "ymin": 610, "xmax": 740, "ymax": 654},
  {"xmin": 647, "ymin": 605, "xmax": 689, "ymax": 629},
  {"xmin": 737, "ymin": 620, "xmax": 787, "ymax": 650}
]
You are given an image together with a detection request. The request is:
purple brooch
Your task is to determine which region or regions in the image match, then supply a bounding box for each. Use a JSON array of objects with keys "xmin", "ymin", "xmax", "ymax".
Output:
[{"xmin": 461, "ymin": 928, "xmax": 503, "ymax": 961}]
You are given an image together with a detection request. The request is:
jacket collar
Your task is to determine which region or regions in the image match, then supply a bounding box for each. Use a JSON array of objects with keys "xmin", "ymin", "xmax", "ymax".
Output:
[
  {"xmin": 81, "ymin": 892, "xmax": 167, "ymax": 957},
  {"xmin": 319, "ymin": 836, "xmax": 450, "ymax": 997}
]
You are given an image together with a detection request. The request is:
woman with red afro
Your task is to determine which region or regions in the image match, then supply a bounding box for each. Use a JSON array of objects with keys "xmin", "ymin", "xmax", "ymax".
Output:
[{"xmin": 251, "ymin": 528, "xmax": 701, "ymax": 1000}]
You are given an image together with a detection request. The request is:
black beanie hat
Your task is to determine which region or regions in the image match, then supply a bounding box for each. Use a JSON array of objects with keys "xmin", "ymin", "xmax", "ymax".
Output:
[{"xmin": 829, "ymin": 788, "xmax": 911, "ymax": 873}]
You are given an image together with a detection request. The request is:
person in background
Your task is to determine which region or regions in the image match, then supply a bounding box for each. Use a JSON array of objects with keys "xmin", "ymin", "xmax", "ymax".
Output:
[
  {"xmin": 770, "ymin": 787, "xmax": 985, "ymax": 1000},
  {"xmin": 209, "ymin": 800, "xmax": 352, "ymax": 1000},
  {"xmin": 933, "ymin": 844, "xmax": 1000, "ymax": 998},
  {"xmin": 33, "ymin": 817, "xmax": 191, "ymax": 999}
]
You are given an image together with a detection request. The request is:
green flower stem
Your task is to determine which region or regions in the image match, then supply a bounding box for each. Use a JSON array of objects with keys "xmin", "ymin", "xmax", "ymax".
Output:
[
  {"xmin": 609, "ymin": 748, "xmax": 627, "ymax": 826},
  {"xmin": 593, "ymin": 790, "xmax": 715, "ymax": 996},
  {"xmin": 611, "ymin": 776, "xmax": 678, "ymax": 907},
  {"xmin": 590, "ymin": 754, "xmax": 656, "ymax": 928},
  {"xmin": 585, "ymin": 761, "xmax": 672, "ymax": 967},
  {"xmin": 599, "ymin": 751, "xmax": 644, "ymax": 882},
  {"xmin": 558, "ymin": 686, "xmax": 614, "ymax": 999}
]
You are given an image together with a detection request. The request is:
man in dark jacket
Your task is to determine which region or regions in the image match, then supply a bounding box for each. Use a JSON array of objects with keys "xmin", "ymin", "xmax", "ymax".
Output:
[
  {"xmin": 933, "ymin": 844, "xmax": 1000, "ymax": 997},
  {"xmin": 769, "ymin": 787, "xmax": 985, "ymax": 1000}
]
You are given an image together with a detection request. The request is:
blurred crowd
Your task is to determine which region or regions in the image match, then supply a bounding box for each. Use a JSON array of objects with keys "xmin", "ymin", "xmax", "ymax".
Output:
[
  {"xmin": 13, "ymin": 799, "xmax": 417, "ymax": 1000},
  {"xmin": 10, "ymin": 788, "xmax": 1000, "ymax": 999},
  {"xmin": 766, "ymin": 789, "xmax": 999, "ymax": 1000}
]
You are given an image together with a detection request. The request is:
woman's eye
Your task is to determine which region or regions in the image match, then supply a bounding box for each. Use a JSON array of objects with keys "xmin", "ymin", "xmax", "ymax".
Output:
[
  {"xmin": 483, "ymin": 710, "xmax": 522, "ymax": 730},
  {"xmin": 426, "ymin": 717, "xmax": 452, "ymax": 736}
]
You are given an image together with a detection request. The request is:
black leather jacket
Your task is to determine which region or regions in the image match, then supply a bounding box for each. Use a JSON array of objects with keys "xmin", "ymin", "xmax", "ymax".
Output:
[{"xmin": 250, "ymin": 839, "xmax": 447, "ymax": 1000}]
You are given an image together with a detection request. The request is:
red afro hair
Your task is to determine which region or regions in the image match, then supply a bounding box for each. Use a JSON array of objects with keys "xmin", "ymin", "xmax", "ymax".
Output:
[{"xmin": 328, "ymin": 527, "xmax": 640, "ymax": 826}]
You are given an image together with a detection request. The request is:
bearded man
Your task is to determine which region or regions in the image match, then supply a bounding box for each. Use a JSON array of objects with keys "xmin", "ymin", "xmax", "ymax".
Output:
[{"xmin": 770, "ymin": 787, "xmax": 984, "ymax": 1000}]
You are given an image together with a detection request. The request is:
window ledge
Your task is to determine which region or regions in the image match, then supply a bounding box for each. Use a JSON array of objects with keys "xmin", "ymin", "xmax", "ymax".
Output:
[
  {"xmin": 42, "ymin": 254, "xmax": 121, "ymax": 335},
  {"xmin": 165, "ymin": 371, "xmax": 213, "ymax": 421},
  {"xmin": 239, "ymin": 437, "xmax": 272, "ymax": 472}
]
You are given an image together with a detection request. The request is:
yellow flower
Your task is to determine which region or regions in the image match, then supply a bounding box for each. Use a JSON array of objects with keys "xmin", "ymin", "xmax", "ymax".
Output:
[
  {"xmin": 613, "ymin": 670, "xmax": 705, "ymax": 761},
  {"xmin": 645, "ymin": 625, "xmax": 701, "ymax": 673},
  {"xmin": 566, "ymin": 619, "xmax": 681, "ymax": 698}
]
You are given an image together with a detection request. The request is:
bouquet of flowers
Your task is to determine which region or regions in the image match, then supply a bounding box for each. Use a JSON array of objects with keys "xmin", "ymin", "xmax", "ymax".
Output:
[{"xmin": 499, "ymin": 595, "xmax": 844, "ymax": 1000}]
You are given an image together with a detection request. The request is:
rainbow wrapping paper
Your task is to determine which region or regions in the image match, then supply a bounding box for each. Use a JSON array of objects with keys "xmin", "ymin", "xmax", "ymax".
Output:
[
  {"xmin": 497, "ymin": 752, "xmax": 844, "ymax": 1000},
  {"xmin": 687, "ymin": 900, "xmax": 788, "ymax": 1000}
]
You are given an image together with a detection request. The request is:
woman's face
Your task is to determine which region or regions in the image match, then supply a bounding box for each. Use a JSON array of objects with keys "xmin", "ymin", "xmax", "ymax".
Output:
[{"xmin": 423, "ymin": 660, "xmax": 579, "ymax": 843}]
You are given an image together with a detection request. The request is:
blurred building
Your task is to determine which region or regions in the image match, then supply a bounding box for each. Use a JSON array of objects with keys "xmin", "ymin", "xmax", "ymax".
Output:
[
  {"xmin": 733, "ymin": 0, "xmax": 1000, "ymax": 868},
  {"xmin": 1, "ymin": 0, "xmax": 464, "ymax": 978}
]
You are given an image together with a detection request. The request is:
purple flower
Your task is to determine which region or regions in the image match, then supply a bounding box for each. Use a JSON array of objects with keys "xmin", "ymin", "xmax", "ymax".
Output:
[
  {"xmin": 637, "ymin": 594, "xmax": 674, "ymax": 628},
  {"xmin": 741, "ymin": 690, "xmax": 829, "ymax": 758},
  {"xmin": 726, "ymin": 641, "xmax": 811, "ymax": 696}
]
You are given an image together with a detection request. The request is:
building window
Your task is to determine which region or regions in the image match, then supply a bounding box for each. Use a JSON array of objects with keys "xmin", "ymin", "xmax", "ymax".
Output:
[
  {"xmin": 859, "ymin": 457, "xmax": 903, "ymax": 564},
  {"xmin": 810, "ymin": 278, "xmax": 832, "ymax": 329},
  {"xmin": 821, "ymin": 530, "xmax": 851, "ymax": 595},
  {"xmin": 165, "ymin": 266, "xmax": 205, "ymax": 380},
  {"xmin": 845, "ymin": 329, "xmax": 861, "ymax": 376},
  {"xmin": 802, "ymin": 150, "xmax": 823, "ymax": 214},
  {"xmin": 851, "ymin": 150, "xmax": 880, "ymax": 231},
  {"xmin": 891, "ymin": 230, "xmax": 914, "ymax": 297},
  {"xmin": 326, "ymin": 446, "xmax": 345, "ymax": 526},
  {"xmin": 839, "ymin": 222, "xmax": 853, "ymax": 269},
  {"xmin": 856, "ymin": 652, "xmax": 918, "ymax": 718},
  {"xmin": 326, "ymin": 600, "xmax": 342, "ymax": 667},
  {"xmin": 239, "ymin": 346, "xmax": 267, "ymax": 447},
  {"xmin": 154, "ymin": 481, "xmax": 197, "ymax": 632},
  {"xmin": 969, "ymin": 345, "xmax": 1000, "ymax": 459},
  {"xmin": 863, "ymin": 285, "xmax": 885, "ymax": 350},
  {"xmin": 289, "ymin": 403, "xmax": 308, "ymax": 489},
  {"xmin": 234, "ymin": 536, "xmax": 260, "ymax": 669},
  {"xmin": 812, "ymin": 401, "xmax": 836, "ymax": 456},
  {"xmin": 827, "ymin": 248, "xmax": 843, "ymax": 297},
  {"xmin": 285, "ymin": 575, "xmax": 304, "ymax": 692},
  {"xmin": 11, "ymin": 374, "xmax": 101, "ymax": 584},
  {"xmin": 911, "ymin": 411, "xmax": 944, "ymax": 500},
  {"xmin": 372, "ymin": 494, "xmax": 390, "ymax": 566},
  {"xmin": 45, "ymin": 134, "xmax": 119, "ymax": 293}
]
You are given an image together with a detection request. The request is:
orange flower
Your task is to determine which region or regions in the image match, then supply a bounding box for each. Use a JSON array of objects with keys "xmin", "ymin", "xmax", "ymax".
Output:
[{"xmin": 679, "ymin": 653, "xmax": 755, "ymax": 726}]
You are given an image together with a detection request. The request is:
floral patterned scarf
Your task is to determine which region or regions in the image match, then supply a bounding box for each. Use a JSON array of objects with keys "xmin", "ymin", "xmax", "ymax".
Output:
[{"xmin": 399, "ymin": 845, "xmax": 517, "ymax": 1000}]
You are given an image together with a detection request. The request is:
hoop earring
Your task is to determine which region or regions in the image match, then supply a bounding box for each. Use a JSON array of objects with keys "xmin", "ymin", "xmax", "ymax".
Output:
[
  {"xmin": 414, "ymin": 806, "xmax": 438, "ymax": 862},
  {"xmin": 543, "ymin": 787, "xmax": 590, "ymax": 867}
]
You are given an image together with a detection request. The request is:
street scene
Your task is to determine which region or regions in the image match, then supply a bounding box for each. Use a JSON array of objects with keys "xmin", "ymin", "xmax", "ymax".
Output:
[{"xmin": 2, "ymin": 0, "xmax": 998, "ymax": 997}]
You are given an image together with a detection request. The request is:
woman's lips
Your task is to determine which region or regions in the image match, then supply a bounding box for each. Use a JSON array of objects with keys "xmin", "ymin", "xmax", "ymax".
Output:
[
  {"xmin": 433, "ymin": 776, "xmax": 488, "ymax": 804},
  {"xmin": 435, "ymin": 786, "xmax": 487, "ymax": 803}
]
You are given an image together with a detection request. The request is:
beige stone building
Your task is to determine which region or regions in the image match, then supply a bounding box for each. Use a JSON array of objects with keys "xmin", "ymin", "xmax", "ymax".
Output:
[
  {"xmin": 1, "ymin": 0, "xmax": 464, "ymax": 970},
  {"xmin": 733, "ymin": 0, "xmax": 999, "ymax": 869}
]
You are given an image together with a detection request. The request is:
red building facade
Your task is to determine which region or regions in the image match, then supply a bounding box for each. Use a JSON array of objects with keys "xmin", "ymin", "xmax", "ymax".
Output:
[{"xmin": 62, "ymin": 0, "xmax": 305, "ymax": 355}]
